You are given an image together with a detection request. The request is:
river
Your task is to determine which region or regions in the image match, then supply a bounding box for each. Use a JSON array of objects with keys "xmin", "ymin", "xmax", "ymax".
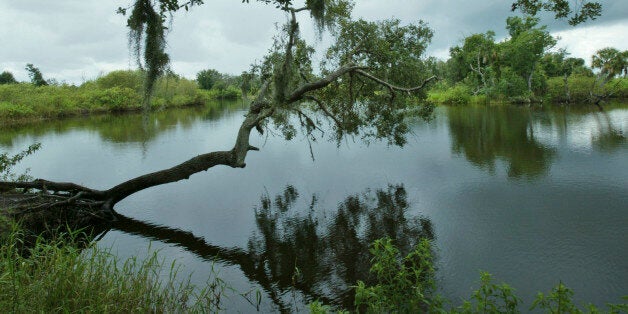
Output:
[{"xmin": 2, "ymin": 101, "xmax": 627, "ymax": 312}]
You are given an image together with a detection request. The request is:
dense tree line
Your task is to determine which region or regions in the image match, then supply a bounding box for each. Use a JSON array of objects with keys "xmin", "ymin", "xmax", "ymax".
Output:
[
  {"xmin": 429, "ymin": 17, "xmax": 627, "ymax": 104},
  {"xmin": 196, "ymin": 68, "xmax": 260, "ymax": 99}
]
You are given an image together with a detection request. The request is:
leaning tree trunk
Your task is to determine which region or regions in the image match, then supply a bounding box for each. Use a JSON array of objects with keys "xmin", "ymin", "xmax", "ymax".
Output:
[
  {"xmin": 1, "ymin": 62, "xmax": 436, "ymax": 233},
  {"xmin": 0, "ymin": 83, "xmax": 274, "ymax": 231}
]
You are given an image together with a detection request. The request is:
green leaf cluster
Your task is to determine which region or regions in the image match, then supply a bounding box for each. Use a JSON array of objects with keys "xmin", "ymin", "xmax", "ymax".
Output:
[{"xmin": 354, "ymin": 237, "xmax": 440, "ymax": 313}]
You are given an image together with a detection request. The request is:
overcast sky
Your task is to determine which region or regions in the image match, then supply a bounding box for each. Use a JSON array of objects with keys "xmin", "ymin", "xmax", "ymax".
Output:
[{"xmin": 1, "ymin": 0, "xmax": 627, "ymax": 84}]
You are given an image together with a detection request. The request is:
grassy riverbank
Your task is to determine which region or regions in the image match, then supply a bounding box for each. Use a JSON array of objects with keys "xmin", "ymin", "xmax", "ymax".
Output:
[
  {"xmin": 0, "ymin": 70, "xmax": 242, "ymax": 125},
  {"xmin": 0, "ymin": 228, "xmax": 225, "ymax": 312}
]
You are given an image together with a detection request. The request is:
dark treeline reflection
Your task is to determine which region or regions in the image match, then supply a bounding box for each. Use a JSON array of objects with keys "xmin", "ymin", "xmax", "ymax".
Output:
[
  {"xmin": 447, "ymin": 105, "xmax": 627, "ymax": 178},
  {"xmin": 590, "ymin": 111, "xmax": 626, "ymax": 153},
  {"xmin": 0, "ymin": 100, "xmax": 245, "ymax": 147},
  {"xmin": 447, "ymin": 105, "xmax": 556, "ymax": 178},
  {"xmin": 107, "ymin": 184, "xmax": 433, "ymax": 311}
]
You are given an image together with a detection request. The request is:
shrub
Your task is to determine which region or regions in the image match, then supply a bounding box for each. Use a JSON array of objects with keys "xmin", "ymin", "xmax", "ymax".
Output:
[
  {"xmin": 546, "ymin": 76, "xmax": 569, "ymax": 103},
  {"xmin": 94, "ymin": 70, "xmax": 143, "ymax": 92},
  {"xmin": 0, "ymin": 71, "xmax": 17, "ymax": 85},
  {"xmin": 566, "ymin": 74, "xmax": 596, "ymax": 102},
  {"xmin": 605, "ymin": 77, "xmax": 628, "ymax": 99},
  {"xmin": 428, "ymin": 83, "xmax": 471, "ymax": 105},
  {"xmin": 85, "ymin": 87, "xmax": 142, "ymax": 111},
  {"xmin": 0, "ymin": 102, "xmax": 36, "ymax": 119},
  {"xmin": 496, "ymin": 68, "xmax": 529, "ymax": 100},
  {"xmin": 354, "ymin": 238, "xmax": 441, "ymax": 313},
  {"xmin": 153, "ymin": 75, "xmax": 201, "ymax": 107}
]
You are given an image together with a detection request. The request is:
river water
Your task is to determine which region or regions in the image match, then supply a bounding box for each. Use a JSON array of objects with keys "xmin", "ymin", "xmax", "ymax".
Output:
[{"xmin": 2, "ymin": 102, "xmax": 627, "ymax": 312}]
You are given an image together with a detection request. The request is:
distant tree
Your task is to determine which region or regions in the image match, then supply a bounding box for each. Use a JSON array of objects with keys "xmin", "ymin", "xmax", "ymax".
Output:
[
  {"xmin": 196, "ymin": 68, "xmax": 222, "ymax": 90},
  {"xmin": 502, "ymin": 16, "xmax": 556, "ymax": 93},
  {"xmin": 540, "ymin": 50, "xmax": 589, "ymax": 78},
  {"xmin": 25, "ymin": 63, "xmax": 47, "ymax": 86},
  {"xmin": 0, "ymin": 71, "xmax": 17, "ymax": 84},
  {"xmin": 540, "ymin": 49, "xmax": 591, "ymax": 102},
  {"xmin": 445, "ymin": 47, "xmax": 469, "ymax": 84},
  {"xmin": 591, "ymin": 48, "xmax": 628, "ymax": 79},
  {"xmin": 449, "ymin": 31, "xmax": 498, "ymax": 94}
]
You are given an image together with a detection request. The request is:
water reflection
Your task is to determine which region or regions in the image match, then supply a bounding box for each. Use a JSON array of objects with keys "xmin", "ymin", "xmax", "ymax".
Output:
[
  {"xmin": 107, "ymin": 184, "xmax": 433, "ymax": 311},
  {"xmin": 447, "ymin": 106, "xmax": 556, "ymax": 179},
  {"xmin": 0, "ymin": 101, "xmax": 245, "ymax": 148},
  {"xmin": 590, "ymin": 111, "xmax": 626, "ymax": 153}
]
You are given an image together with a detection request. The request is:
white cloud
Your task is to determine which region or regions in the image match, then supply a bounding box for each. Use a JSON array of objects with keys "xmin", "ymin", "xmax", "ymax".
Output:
[{"xmin": 552, "ymin": 21, "xmax": 628, "ymax": 65}]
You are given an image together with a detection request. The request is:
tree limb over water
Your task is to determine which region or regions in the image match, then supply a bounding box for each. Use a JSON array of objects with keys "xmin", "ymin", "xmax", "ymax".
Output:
[
  {"xmin": 1, "ymin": 0, "xmax": 601, "ymax": 225},
  {"xmin": 2, "ymin": 1, "xmax": 438, "ymax": 222}
]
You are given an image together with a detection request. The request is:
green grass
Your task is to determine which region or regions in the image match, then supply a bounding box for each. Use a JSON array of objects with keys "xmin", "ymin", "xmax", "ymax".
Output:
[
  {"xmin": 0, "ymin": 70, "xmax": 241, "ymax": 124},
  {"xmin": 427, "ymin": 83, "xmax": 472, "ymax": 105},
  {"xmin": 0, "ymin": 228, "xmax": 226, "ymax": 313}
]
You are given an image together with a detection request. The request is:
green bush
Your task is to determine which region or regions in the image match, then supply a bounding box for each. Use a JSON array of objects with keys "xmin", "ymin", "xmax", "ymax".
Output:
[
  {"xmin": 354, "ymin": 238, "xmax": 441, "ymax": 313},
  {"xmin": 0, "ymin": 102, "xmax": 36, "ymax": 119},
  {"xmin": 428, "ymin": 83, "xmax": 471, "ymax": 105},
  {"xmin": 152, "ymin": 75, "xmax": 202, "ymax": 107},
  {"xmin": 545, "ymin": 76, "xmax": 569, "ymax": 103},
  {"xmin": 94, "ymin": 70, "xmax": 143, "ymax": 92},
  {"xmin": 85, "ymin": 87, "xmax": 142, "ymax": 111},
  {"xmin": 496, "ymin": 68, "xmax": 530, "ymax": 100},
  {"xmin": 566, "ymin": 74, "xmax": 596, "ymax": 102},
  {"xmin": 456, "ymin": 272, "xmax": 521, "ymax": 313},
  {"xmin": 606, "ymin": 77, "xmax": 628, "ymax": 99},
  {"xmin": 223, "ymin": 85, "xmax": 241, "ymax": 99}
]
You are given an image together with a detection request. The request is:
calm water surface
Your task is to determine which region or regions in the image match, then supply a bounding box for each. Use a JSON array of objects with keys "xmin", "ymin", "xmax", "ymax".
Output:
[{"xmin": 3, "ymin": 102, "xmax": 627, "ymax": 312}]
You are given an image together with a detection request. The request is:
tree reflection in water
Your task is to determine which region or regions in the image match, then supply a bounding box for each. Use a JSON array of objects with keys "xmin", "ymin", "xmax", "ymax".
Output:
[
  {"xmin": 108, "ymin": 184, "xmax": 433, "ymax": 311},
  {"xmin": 447, "ymin": 105, "xmax": 556, "ymax": 178},
  {"xmin": 590, "ymin": 111, "xmax": 626, "ymax": 152}
]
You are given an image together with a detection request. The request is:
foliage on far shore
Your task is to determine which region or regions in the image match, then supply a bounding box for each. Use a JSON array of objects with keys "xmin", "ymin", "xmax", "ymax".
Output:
[
  {"xmin": 0, "ymin": 69, "xmax": 246, "ymax": 123},
  {"xmin": 428, "ymin": 76, "xmax": 628, "ymax": 106},
  {"xmin": 424, "ymin": 14, "xmax": 627, "ymax": 106}
]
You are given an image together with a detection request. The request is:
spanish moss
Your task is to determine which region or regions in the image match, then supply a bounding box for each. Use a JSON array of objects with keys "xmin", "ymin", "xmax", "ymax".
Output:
[{"xmin": 128, "ymin": 0, "xmax": 170, "ymax": 109}]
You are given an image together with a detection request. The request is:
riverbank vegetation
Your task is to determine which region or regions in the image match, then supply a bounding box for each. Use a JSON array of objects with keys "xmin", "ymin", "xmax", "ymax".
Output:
[
  {"xmin": 426, "ymin": 16, "xmax": 628, "ymax": 105},
  {"xmin": 0, "ymin": 228, "xmax": 228, "ymax": 313},
  {"xmin": 0, "ymin": 68, "xmax": 251, "ymax": 124}
]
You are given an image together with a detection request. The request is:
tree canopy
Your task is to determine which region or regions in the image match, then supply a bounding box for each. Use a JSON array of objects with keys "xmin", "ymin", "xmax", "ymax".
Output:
[
  {"xmin": 0, "ymin": 71, "xmax": 17, "ymax": 85},
  {"xmin": 511, "ymin": 0, "xmax": 602, "ymax": 25},
  {"xmin": 592, "ymin": 47, "xmax": 628, "ymax": 79},
  {"xmin": 25, "ymin": 64, "xmax": 47, "ymax": 87}
]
